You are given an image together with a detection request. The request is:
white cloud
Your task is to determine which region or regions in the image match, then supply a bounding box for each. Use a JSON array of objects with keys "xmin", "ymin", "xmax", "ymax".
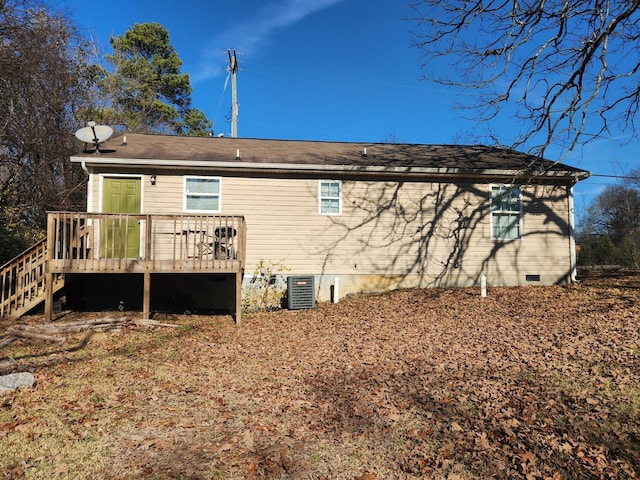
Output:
[{"xmin": 192, "ymin": 0, "xmax": 347, "ymax": 82}]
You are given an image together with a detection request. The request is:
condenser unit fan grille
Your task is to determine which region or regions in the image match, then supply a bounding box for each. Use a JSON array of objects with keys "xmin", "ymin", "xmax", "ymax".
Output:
[{"xmin": 287, "ymin": 276, "xmax": 315, "ymax": 310}]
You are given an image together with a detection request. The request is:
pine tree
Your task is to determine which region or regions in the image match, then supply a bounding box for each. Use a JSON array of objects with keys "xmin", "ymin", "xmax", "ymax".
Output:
[{"xmin": 102, "ymin": 22, "xmax": 212, "ymax": 135}]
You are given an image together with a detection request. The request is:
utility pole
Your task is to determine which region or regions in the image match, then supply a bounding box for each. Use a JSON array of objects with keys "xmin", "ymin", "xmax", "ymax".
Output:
[{"xmin": 228, "ymin": 49, "xmax": 239, "ymax": 138}]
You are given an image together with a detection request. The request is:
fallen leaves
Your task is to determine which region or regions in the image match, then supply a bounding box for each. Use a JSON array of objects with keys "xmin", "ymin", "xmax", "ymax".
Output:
[
  {"xmin": 355, "ymin": 472, "xmax": 376, "ymax": 480},
  {"xmin": 1, "ymin": 275, "xmax": 640, "ymax": 478},
  {"xmin": 0, "ymin": 418, "xmax": 32, "ymax": 434}
]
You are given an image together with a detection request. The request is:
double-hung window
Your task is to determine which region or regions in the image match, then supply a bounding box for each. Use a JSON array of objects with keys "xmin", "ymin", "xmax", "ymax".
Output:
[
  {"xmin": 184, "ymin": 176, "xmax": 221, "ymax": 213},
  {"xmin": 490, "ymin": 185, "xmax": 521, "ymax": 239},
  {"xmin": 319, "ymin": 180, "xmax": 342, "ymax": 215}
]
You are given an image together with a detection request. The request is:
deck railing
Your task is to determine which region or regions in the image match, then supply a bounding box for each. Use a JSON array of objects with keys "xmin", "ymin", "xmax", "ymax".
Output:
[{"xmin": 47, "ymin": 212, "xmax": 247, "ymax": 274}]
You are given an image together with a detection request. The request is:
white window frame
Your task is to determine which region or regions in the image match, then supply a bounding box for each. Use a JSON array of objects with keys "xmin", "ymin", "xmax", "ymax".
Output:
[
  {"xmin": 319, "ymin": 180, "xmax": 342, "ymax": 215},
  {"xmin": 183, "ymin": 176, "xmax": 222, "ymax": 213},
  {"xmin": 490, "ymin": 184, "xmax": 522, "ymax": 240}
]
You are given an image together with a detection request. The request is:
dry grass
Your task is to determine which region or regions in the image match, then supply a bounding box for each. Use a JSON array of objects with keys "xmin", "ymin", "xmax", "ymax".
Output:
[{"xmin": 1, "ymin": 276, "xmax": 640, "ymax": 479}]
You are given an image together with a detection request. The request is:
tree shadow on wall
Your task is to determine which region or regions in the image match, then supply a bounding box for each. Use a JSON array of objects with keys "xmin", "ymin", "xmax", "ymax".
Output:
[{"xmin": 308, "ymin": 173, "xmax": 575, "ymax": 288}]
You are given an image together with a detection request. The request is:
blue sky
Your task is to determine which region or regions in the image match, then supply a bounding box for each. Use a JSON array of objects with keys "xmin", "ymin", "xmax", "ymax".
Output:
[{"xmin": 62, "ymin": 0, "xmax": 638, "ymax": 219}]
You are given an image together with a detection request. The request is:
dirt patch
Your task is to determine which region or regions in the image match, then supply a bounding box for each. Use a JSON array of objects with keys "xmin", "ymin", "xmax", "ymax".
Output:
[{"xmin": 2, "ymin": 279, "xmax": 640, "ymax": 479}]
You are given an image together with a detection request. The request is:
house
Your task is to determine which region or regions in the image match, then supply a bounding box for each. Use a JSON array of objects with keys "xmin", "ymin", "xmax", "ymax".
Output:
[{"xmin": 0, "ymin": 133, "xmax": 590, "ymax": 322}]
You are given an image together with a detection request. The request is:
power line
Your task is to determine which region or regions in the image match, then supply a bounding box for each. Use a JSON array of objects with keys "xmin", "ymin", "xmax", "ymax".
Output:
[{"xmin": 213, "ymin": 70, "xmax": 231, "ymax": 132}]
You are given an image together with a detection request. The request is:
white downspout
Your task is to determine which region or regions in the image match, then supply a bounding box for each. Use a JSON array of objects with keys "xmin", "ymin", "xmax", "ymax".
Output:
[
  {"xmin": 86, "ymin": 167, "xmax": 94, "ymax": 214},
  {"xmin": 568, "ymin": 184, "xmax": 577, "ymax": 283}
]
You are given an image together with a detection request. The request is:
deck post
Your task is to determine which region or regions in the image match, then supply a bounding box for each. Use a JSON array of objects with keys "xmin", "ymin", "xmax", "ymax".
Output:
[
  {"xmin": 44, "ymin": 272, "xmax": 53, "ymax": 322},
  {"xmin": 142, "ymin": 216, "xmax": 152, "ymax": 320},
  {"xmin": 143, "ymin": 272, "xmax": 151, "ymax": 320},
  {"xmin": 235, "ymin": 271, "xmax": 242, "ymax": 325},
  {"xmin": 44, "ymin": 215, "xmax": 55, "ymax": 322}
]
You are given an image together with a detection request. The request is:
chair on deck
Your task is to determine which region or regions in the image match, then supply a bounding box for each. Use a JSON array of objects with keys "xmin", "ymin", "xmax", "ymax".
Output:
[{"xmin": 198, "ymin": 226, "xmax": 237, "ymax": 259}]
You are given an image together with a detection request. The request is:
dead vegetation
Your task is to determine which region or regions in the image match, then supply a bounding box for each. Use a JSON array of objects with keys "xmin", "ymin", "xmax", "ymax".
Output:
[{"xmin": 1, "ymin": 275, "xmax": 640, "ymax": 479}]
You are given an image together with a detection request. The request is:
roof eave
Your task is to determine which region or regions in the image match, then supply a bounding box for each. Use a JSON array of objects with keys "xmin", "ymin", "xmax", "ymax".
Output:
[{"xmin": 71, "ymin": 156, "xmax": 590, "ymax": 183}]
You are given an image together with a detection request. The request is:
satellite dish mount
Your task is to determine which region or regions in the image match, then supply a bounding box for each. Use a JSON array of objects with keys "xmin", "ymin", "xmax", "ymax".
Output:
[{"xmin": 75, "ymin": 121, "xmax": 113, "ymax": 154}]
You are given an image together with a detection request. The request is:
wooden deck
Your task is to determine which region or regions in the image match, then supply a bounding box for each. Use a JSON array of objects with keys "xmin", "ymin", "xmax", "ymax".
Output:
[
  {"xmin": 47, "ymin": 212, "xmax": 246, "ymax": 274},
  {"xmin": 0, "ymin": 212, "xmax": 246, "ymax": 322}
]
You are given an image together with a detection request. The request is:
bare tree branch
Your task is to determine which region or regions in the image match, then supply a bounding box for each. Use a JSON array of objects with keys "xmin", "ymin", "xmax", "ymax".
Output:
[{"xmin": 410, "ymin": 0, "xmax": 640, "ymax": 158}]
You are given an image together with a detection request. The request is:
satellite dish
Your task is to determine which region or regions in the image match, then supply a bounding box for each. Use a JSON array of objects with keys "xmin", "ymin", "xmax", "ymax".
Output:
[{"xmin": 75, "ymin": 121, "xmax": 113, "ymax": 154}]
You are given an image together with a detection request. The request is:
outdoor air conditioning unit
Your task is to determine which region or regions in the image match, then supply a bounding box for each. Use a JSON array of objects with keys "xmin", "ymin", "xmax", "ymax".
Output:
[{"xmin": 287, "ymin": 276, "xmax": 315, "ymax": 310}]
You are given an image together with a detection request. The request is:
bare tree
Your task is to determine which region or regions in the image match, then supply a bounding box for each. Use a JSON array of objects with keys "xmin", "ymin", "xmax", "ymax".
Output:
[
  {"xmin": 409, "ymin": 0, "xmax": 640, "ymax": 158},
  {"xmin": 578, "ymin": 184, "xmax": 640, "ymax": 267},
  {"xmin": 580, "ymin": 185, "xmax": 640, "ymax": 242},
  {"xmin": 0, "ymin": 0, "xmax": 92, "ymax": 262}
]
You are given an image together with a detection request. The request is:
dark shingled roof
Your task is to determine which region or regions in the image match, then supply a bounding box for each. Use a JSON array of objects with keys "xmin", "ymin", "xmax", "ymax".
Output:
[{"xmin": 73, "ymin": 133, "xmax": 590, "ymax": 181}]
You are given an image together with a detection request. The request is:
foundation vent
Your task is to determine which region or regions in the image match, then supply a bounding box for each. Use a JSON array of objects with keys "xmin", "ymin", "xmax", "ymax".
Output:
[{"xmin": 287, "ymin": 276, "xmax": 315, "ymax": 310}]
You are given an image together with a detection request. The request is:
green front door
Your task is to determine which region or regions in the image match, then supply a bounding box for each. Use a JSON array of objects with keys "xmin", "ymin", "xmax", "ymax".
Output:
[{"xmin": 102, "ymin": 177, "xmax": 141, "ymax": 258}]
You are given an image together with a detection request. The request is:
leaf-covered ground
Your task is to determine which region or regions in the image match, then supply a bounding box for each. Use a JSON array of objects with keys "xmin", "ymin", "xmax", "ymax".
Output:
[{"xmin": 1, "ymin": 276, "xmax": 640, "ymax": 479}]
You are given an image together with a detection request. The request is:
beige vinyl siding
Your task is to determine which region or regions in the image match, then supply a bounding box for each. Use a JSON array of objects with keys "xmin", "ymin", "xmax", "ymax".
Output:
[
  {"xmin": 220, "ymin": 177, "xmax": 572, "ymax": 285},
  {"xmin": 223, "ymin": 178, "xmax": 330, "ymax": 272},
  {"xmin": 143, "ymin": 175, "xmax": 184, "ymax": 215},
  {"xmin": 87, "ymin": 172, "xmax": 573, "ymax": 287}
]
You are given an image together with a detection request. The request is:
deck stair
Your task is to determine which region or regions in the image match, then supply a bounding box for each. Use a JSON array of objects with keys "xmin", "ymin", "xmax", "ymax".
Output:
[{"xmin": 0, "ymin": 239, "xmax": 65, "ymax": 319}]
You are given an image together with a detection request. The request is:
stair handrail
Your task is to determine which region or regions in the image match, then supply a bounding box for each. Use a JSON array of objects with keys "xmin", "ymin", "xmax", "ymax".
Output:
[
  {"xmin": 0, "ymin": 237, "xmax": 46, "ymax": 271},
  {"xmin": 0, "ymin": 237, "xmax": 48, "ymax": 318}
]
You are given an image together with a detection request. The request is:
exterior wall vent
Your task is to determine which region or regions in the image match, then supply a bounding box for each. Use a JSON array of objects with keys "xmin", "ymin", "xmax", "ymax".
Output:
[
  {"xmin": 525, "ymin": 274, "xmax": 541, "ymax": 282},
  {"xmin": 287, "ymin": 276, "xmax": 315, "ymax": 310}
]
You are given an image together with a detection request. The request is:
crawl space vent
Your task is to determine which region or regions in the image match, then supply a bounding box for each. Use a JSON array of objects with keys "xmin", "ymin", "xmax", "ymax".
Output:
[{"xmin": 287, "ymin": 276, "xmax": 315, "ymax": 310}]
